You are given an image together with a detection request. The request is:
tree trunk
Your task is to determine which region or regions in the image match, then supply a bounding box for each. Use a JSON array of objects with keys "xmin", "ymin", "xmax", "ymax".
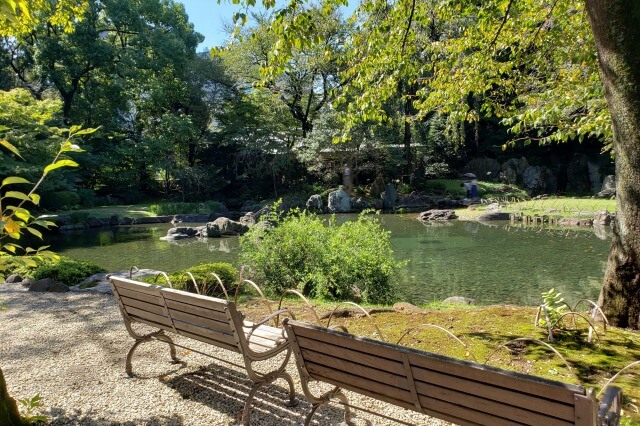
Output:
[
  {"xmin": 0, "ymin": 367, "xmax": 25, "ymax": 426},
  {"xmin": 586, "ymin": 0, "xmax": 640, "ymax": 329}
]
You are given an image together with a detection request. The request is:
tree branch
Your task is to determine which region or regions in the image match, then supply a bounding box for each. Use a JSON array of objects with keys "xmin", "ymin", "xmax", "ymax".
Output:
[{"xmin": 489, "ymin": 0, "xmax": 516, "ymax": 49}]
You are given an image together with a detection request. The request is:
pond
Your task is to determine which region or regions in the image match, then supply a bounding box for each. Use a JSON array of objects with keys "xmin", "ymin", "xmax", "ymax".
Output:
[{"xmin": 47, "ymin": 215, "xmax": 610, "ymax": 306}]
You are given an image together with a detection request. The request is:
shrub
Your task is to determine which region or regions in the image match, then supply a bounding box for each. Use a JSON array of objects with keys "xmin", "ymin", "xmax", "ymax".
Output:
[
  {"xmin": 40, "ymin": 191, "xmax": 81, "ymax": 211},
  {"xmin": 142, "ymin": 263, "xmax": 238, "ymax": 297},
  {"xmin": 240, "ymin": 211, "xmax": 404, "ymax": 304},
  {"xmin": 77, "ymin": 189, "xmax": 97, "ymax": 207},
  {"xmin": 149, "ymin": 201, "xmax": 226, "ymax": 216},
  {"xmin": 30, "ymin": 257, "xmax": 105, "ymax": 286}
]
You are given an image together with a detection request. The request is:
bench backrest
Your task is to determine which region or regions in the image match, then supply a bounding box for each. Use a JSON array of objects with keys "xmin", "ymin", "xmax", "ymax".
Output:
[
  {"xmin": 284, "ymin": 320, "xmax": 597, "ymax": 426},
  {"xmin": 110, "ymin": 276, "xmax": 243, "ymax": 353}
]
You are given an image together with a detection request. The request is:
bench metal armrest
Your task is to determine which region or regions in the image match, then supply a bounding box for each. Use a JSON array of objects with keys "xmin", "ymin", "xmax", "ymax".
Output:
[
  {"xmin": 598, "ymin": 386, "xmax": 622, "ymax": 426},
  {"xmin": 246, "ymin": 309, "xmax": 296, "ymax": 345}
]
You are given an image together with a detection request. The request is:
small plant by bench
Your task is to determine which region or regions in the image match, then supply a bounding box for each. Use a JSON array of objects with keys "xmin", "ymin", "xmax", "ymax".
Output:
[
  {"xmin": 109, "ymin": 276, "xmax": 297, "ymax": 425},
  {"xmin": 283, "ymin": 319, "xmax": 622, "ymax": 426}
]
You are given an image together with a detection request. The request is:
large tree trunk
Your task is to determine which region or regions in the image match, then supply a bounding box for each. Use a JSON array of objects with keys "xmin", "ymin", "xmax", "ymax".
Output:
[
  {"xmin": 586, "ymin": 0, "xmax": 640, "ymax": 329},
  {"xmin": 0, "ymin": 367, "xmax": 25, "ymax": 426}
]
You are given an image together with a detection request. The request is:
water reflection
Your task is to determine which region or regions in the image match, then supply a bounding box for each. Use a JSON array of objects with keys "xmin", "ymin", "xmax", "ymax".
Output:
[{"xmin": 46, "ymin": 216, "xmax": 609, "ymax": 306}]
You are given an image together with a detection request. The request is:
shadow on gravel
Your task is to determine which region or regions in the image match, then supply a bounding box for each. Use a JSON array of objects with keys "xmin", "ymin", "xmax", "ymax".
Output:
[
  {"xmin": 48, "ymin": 409, "xmax": 185, "ymax": 425},
  {"xmin": 165, "ymin": 363, "xmax": 348, "ymax": 425}
]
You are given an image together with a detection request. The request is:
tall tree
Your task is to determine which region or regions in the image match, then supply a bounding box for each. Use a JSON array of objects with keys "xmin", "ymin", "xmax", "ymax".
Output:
[{"xmin": 585, "ymin": 0, "xmax": 640, "ymax": 329}]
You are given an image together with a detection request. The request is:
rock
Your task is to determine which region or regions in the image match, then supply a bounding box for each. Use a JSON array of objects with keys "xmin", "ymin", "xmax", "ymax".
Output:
[
  {"xmin": 464, "ymin": 158, "xmax": 501, "ymax": 181},
  {"xmin": 119, "ymin": 217, "xmax": 133, "ymax": 225},
  {"xmin": 478, "ymin": 212, "xmax": 511, "ymax": 221},
  {"xmin": 212, "ymin": 217, "xmax": 249, "ymax": 235},
  {"xmin": 5, "ymin": 274, "xmax": 22, "ymax": 284},
  {"xmin": 597, "ymin": 175, "xmax": 616, "ymax": 198},
  {"xmin": 159, "ymin": 233, "xmax": 192, "ymax": 242},
  {"xmin": 369, "ymin": 175, "xmax": 386, "ymax": 199},
  {"xmin": 499, "ymin": 167, "xmax": 517, "ymax": 184},
  {"xmin": 381, "ymin": 183, "xmax": 397, "ymax": 209},
  {"xmin": 374, "ymin": 199, "xmax": 384, "ymax": 210},
  {"xmin": 132, "ymin": 217, "xmax": 161, "ymax": 225},
  {"xmin": 588, "ymin": 162, "xmax": 602, "ymax": 194},
  {"xmin": 501, "ymin": 157, "xmax": 529, "ymax": 180},
  {"xmin": 85, "ymin": 217, "xmax": 102, "ymax": 228},
  {"xmin": 566, "ymin": 153, "xmax": 592, "ymax": 194},
  {"xmin": 172, "ymin": 214, "xmax": 214, "ymax": 224},
  {"xmin": 393, "ymin": 302, "xmax": 423, "ymax": 313},
  {"xmin": 522, "ymin": 166, "xmax": 552, "ymax": 195},
  {"xmin": 21, "ymin": 278, "xmax": 34, "ymax": 287},
  {"xmin": 443, "ymin": 296, "xmax": 476, "ymax": 305},
  {"xmin": 305, "ymin": 194, "xmax": 324, "ymax": 213},
  {"xmin": 167, "ymin": 227, "xmax": 197, "ymax": 237},
  {"xmin": 109, "ymin": 215, "xmax": 120, "ymax": 226},
  {"xmin": 327, "ymin": 189, "xmax": 351, "ymax": 213},
  {"xmin": 396, "ymin": 193, "xmax": 438, "ymax": 210},
  {"xmin": 418, "ymin": 209, "xmax": 458, "ymax": 221},
  {"xmin": 59, "ymin": 224, "xmax": 86, "ymax": 232},
  {"xmin": 557, "ymin": 218, "xmax": 594, "ymax": 227},
  {"xmin": 593, "ymin": 210, "xmax": 615, "ymax": 226},
  {"xmin": 29, "ymin": 278, "xmax": 54, "ymax": 292},
  {"xmin": 203, "ymin": 222, "xmax": 221, "ymax": 238},
  {"xmin": 49, "ymin": 282, "xmax": 70, "ymax": 293},
  {"xmin": 351, "ymin": 197, "xmax": 371, "ymax": 212}
]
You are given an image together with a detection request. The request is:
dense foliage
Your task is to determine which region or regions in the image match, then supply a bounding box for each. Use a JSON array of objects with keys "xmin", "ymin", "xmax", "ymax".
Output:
[
  {"xmin": 240, "ymin": 211, "xmax": 403, "ymax": 304},
  {"xmin": 141, "ymin": 262, "xmax": 238, "ymax": 297},
  {"xmin": 28, "ymin": 257, "xmax": 105, "ymax": 286}
]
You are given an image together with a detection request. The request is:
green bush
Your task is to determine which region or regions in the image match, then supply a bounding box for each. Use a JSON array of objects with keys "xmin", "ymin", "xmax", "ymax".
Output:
[
  {"xmin": 142, "ymin": 263, "xmax": 238, "ymax": 297},
  {"xmin": 41, "ymin": 191, "xmax": 81, "ymax": 211},
  {"xmin": 30, "ymin": 257, "xmax": 105, "ymax": 286},
  {"xmin": 150, "ymin": 201, "xmax": 226, "ymax": 216},
  {"xmin": 77, "ymin": 189, "xmax": 97, "ymax": 207},
  {"xmin": 240, "ymin": 211, "xmax": 404, "ymax": 304}
]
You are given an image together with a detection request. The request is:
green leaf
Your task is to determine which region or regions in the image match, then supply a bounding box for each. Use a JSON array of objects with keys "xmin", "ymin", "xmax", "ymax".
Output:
[
  {"xmin": 70, "ymin": 127, "xmax": 99, "ymax": 137},
  {"xmin": 0, "ymin": 140, "xmax": 23, "ymax": 159},
  {"xmin": 1, "ymin": 176, "xmax": 30, "ymax": 187},
  {"xmin": 3, "ymin": 191, "xmax": 31, "ymax": 202},
  {"xmin": 43, "ymin": 159, "xmax": 79, "ymax": 174},
  {"xmin": 30, "ymin": 193, "xmax": 40, "ymax": 205},
  {"xmin": 25, "ymin": 227, "xmax": 43, "ymax": 239}
]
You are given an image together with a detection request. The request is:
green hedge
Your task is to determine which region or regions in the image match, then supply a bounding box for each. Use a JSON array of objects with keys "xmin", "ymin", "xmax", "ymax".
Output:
[
  {"xmin": 40, "ymin": 191, "xmax": 81, "ymax": 211},
  {"xmin": 149, "ymin": 201, "xmax": 226, "ymax": 216},
  {"xmin": 240, "ymin": 211, "xmax": 404, "ymax": 304},
  {"xmin": 142, "ymin": 263, "xmax": 238, "ymax": 297},
  {"xmin": 30, "ymin": 257, "xmax": 105, "ymax": 286}
]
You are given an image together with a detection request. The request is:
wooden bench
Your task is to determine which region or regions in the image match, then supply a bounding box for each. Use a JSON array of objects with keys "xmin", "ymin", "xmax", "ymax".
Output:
[
  {"xmin": 109, "ymin": 276, "xmax": 297, "ymax": 425},
  {"xmin": 283, "ymin": 319, "xmax": 623, "ymax": 426}
]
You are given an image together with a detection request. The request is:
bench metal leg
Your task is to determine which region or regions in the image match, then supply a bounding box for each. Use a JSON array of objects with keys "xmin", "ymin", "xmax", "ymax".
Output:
[
  {"xmin": 303, "ymin": 388, "xmax": 352, "ymax": 426},
  {"xmin": 125, "ymin": 331, "xmax": 180, "ymax": 377},
  {"xmin": 241, "ymin": 371, "xmax": 299, "ymax": 426}
]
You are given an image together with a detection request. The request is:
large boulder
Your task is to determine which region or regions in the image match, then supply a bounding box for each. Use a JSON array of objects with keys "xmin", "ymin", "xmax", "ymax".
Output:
[
  {"xmin": 212, "ymin": 217, "xmax": 249, "ymax": 235},
  {"xmin": 418, "ymin": 209, "xmax": 458, "ymax": 221},
  {"xmin": 566, "ymin": 153, "xmax": 592, "ymax": 194},
  {"xmin": 49, "ymin": 282, "xmax": 70, "ymax": 293},
  {"xmin": 464, "ymin": 158, "xmax": 501, "ymax": 181},
  {"xmin": 593, "ymin": 210, "xmax": 615, "ymax": 226},
  {"xmin": 328, "ymin": 189, "xmax": 351, "ymax": 213},
  {"xmin": 369, "ymin": 175, "xmax": 386, "ymax": 199},
  {"xmin": 29, "ymin": 278, "xmax": 54, "ymax": 292},
  {"xmin": 306, "ymin": 194, "xmax": 324, "ymax": 213},
  {"xmin": 478, "ymin": 212, "xmax": 511, "ymax": 221},
  {"xmin": 397, "ymin": 193, "xmax": 438, "ymax": 210},
  {"xmin": 443, "ymin": 296, "xmax": 476, "ymax": 305},
  {"xmin": 557, "ymin": 218, "xmax": 594, "ymax": 227},
  {"xmin": 381, "ymin": 183, "xmax": 397, "ymax": 209},
  {"xmin": 4, "ymin": 274, "xmax": 22, "ymax": 284},
  {"xmin": 597, "ymin": 175, "xmax": 616, "ymax": 198},
  {"xmin": 522, "ymin": 166, "xmax": 552, "ymax": 195},
  {"xmin": 240, "ymin": 200, "xmax": 261, "ymax": 213},
  {"xmin": 501, "ymin": 157, "xmax": 529, "ymax": 178},
  {"xmin": 351, "ymin": 197, "xmax": 371, "ymax": 212},
  {"xmin": 167, "ymin": 227, "xmax": 197, "ymax": 237}
]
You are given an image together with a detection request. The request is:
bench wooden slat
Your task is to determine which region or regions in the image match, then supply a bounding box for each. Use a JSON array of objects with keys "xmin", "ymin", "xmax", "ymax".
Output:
[
  {"xmin": 168, "ymin": 309, "xmax": 233, "ymax": 334},
  {"xmin": 294, "ymin": 334, "xmax": 406, "ymax": 376},
  {"xmin": 160, "ymin": 288, "xmax": 229, "ymax": 312},
  {"xmin": 292, "ymin": 323, "xmax": 404, "ymax": 363},
  {"xmin": 243, "ymin": 324, "xmax": 282, "ymax": 340},
  {"xmin": 176, "ymin": 329, "xmax": 240, "ymax": 354},
  {"xmin": 116, "ymin": 287, "xmax": 162, "ymax": 305},
  {"xmin": 119, "ymin": 295, "xmax": 166, "ymax": 316},
  {"xmin": 306, "ymin": 361, "xmax": 413, "ymax": 403},
  {"xmin": 110, "ymin": 277, "xmax": 164, "ymax": 296},
  {"xmin": 408, "ymin": 351, "xmax": 583, "ymax": 405},
  {"xmin": 412, "ymin": 366, "xmax": 575, "ymax": 421},
  {"xmin": 301, "ymin": 348, "xmax": 410, "ymax": 391},
  {"xmin": 164, "ymin": 299, "xmax": 229, "ymax": 323},
  {"xmin": 123, "ymin": 305, "xmax": 173, "ymax": 329},
  {"xmin": 414, "ymin": 380, "xmax": 573, "ymax": 426},
  {"xmin": 171, "ymin": 319, "xmax": 239, "ymax": 348}
]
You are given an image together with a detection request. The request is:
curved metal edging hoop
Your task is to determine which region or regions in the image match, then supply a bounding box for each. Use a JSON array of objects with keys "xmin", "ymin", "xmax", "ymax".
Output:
[
  {"xmin": 596, "ymin": 360, "xmax": 640, "ymax": 398},
  {"xmin": 234, "ymin": 279, "xmax": 276, "ymax": 321},
  {"xmin": 129, "ymin": 266, "xmax": 139, "ymax": 278},
  {"xmin": 484, "ymin": 338, "xmax": 581, "ymax": 385},
  {"xmin": 277, "ymin": 289, "xmax": 322, "ymax": 326},
  {"xmin": 326, "ymin": 302, "xmax": 386, "ymax": 342},
  {"xmin": 202, "ymin": 272, "xmax": 230, "ymax": 301},
  {"xmin": 395, "ymin": 324, "xmax": 478, "ymax": 363},
  {"xmin": 178, "ymin": 272, "xmax": 199, "ymax": 294},
  {"xmin": 153, "ymin": 271, "xmax": 173, "ymax": 288}
]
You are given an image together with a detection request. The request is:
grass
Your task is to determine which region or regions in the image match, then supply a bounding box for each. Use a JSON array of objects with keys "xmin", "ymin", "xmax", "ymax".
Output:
[
  {"xmin": 240, "ymin": 298, "xmax": 640, "ymax": 423},
  {"xmin": 50, "ymin": 204, "xmax": 156, "ymax": 220}
]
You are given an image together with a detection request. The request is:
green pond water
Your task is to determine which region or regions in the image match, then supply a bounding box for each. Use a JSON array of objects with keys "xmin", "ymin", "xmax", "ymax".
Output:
[{"xmin": 47, "ymin": 215, "xmax": 610, "ymax": 306}]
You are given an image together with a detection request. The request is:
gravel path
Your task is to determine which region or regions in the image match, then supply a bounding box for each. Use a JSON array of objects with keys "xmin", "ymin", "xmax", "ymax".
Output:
[{"xmin": 0, "ymin": 284, "xmax": 452, "ymax": 425}]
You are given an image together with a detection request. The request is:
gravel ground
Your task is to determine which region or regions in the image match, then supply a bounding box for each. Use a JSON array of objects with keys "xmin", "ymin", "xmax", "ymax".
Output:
[{"xmin": 0, "ymin": 284, "xmax": 452, "ymax": 425}]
